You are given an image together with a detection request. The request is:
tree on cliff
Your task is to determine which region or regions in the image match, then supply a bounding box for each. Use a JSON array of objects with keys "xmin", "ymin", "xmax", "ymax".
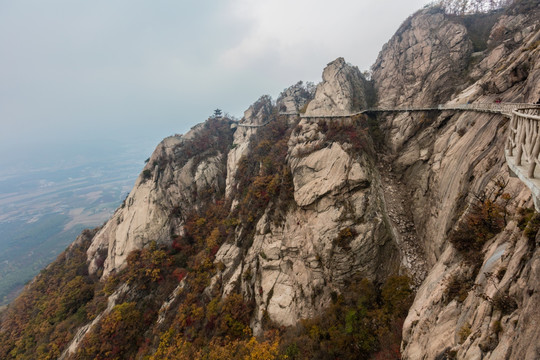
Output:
[{"xmin": 436, "ymin": 0, "xmax": 514, "ymax": 14}]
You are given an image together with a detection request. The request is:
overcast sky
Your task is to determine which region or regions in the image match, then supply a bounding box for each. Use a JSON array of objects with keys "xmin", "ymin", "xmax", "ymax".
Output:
[{"xmin": 0, "ymin": 0, "xmax": 431, "ymax": 167}]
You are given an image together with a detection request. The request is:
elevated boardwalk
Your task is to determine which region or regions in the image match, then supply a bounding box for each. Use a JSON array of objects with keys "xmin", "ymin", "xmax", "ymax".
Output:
[
  {"xmin": 298, "ymin": 102, "xmax": 535, "ymax": 119},
  {"xmin": 235, "ymin": 102, "xmax": 540, "ymax": 209},
  {"xmin": 505, "ymin": 107, "xmax": 540, "ymax": 209}
]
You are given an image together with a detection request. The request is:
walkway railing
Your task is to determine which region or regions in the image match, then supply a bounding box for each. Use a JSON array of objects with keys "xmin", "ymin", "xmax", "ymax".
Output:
[
  {"xmin": 506, "ymin": 107, "xmax": 540, "ymax": 178},
  {"xmin": 237, "ymin": 102, "xmax": 539, "ymax": 128},
  {"xmin": 235, "ymin": 121, "xmax": 271, "ymax": 128},
  {"xmin": 295, "ymin": 102, "xmax": 538, "ymax": 119},
  {"xmin": 234, "ymin": 102, "xmax": 540, "ymax": 207},
  {"xmin": 437, "ymin": 103, "xmax": 535, "ymax": 116}
]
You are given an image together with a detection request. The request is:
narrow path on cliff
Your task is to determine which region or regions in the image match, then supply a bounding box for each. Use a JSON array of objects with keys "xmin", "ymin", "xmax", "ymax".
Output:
[{"xmin": 377, "ymin": 156, "xmax": 428, "ymax": 287}]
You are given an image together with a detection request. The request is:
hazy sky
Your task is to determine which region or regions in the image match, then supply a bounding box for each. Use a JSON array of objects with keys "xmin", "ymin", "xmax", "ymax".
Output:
[{"xmin": 0, "ymin": 0, "xmax": 431, "ymax": 166}]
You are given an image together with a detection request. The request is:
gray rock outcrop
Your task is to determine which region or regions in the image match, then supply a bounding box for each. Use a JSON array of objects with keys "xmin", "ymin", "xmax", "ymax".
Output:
[
  {"xmin": 215, "ymin": 116, "xmax": 399, "ymax": 332},
  {"xmin": 225, "ymin": 95, "xmax": 273, "ymax": 198},
  {"xmin": 304, "ymin": 57, "xmax": 368, "ymax": 116},
  {"xmin": 372, "ymin": 7, "xmax": 472, "ymax": 108},
  {"xmin": 276, "ymin": 81, "xmax": 314, "ymax": 114}
]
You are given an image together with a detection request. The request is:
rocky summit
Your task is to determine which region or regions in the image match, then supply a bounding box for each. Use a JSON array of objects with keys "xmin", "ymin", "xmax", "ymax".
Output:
[{"xmin": 1, "ymin": 1, "xmax": 540, "ymax": 359}]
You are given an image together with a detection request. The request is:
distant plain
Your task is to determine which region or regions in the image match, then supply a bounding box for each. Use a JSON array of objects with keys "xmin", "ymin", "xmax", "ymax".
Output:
[{"xmin": 0, "ymin": 139, "xmax": 155, "ymax": 306}]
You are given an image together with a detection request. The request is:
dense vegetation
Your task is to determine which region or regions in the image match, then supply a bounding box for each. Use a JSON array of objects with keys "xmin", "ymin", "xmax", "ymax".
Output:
[
  {"xmin": 445, "ymin": 178, "xmax": 521, "ymax": 304},
  {"xmin": 449, "ymin": 179, "xmax": 510, "ymax": 263},
  {"xmin": 0, "ymin": 229, "xmax": 101, "ymax": 359},
  {"xmin": 277, "ymin": 275, "xmax": 413, "ymax": 360}
]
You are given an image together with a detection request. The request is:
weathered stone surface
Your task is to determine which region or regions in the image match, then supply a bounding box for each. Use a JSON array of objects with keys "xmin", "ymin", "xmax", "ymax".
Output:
[
  {"xmin": 304, "ymin": 57, "xmax": 368, "ymax": 116},
  {"xmin": 215, "ymin": 117, "xmax": 399, "ymax": 332},
  {"xmin": 276, "ymin": 81, "xmax": 314, "ymax": 114},
  {"xmin": 87, "ymin": 124, "xmax": 229, "ymax": 277},
  {"xmin": 289, "ymin": 142, "xmax": 369, "ymax": 207},
  {"xmin": 225, "ymin": 95, "xmax": 273, "ymax": 198},
  {"xmin": 372, "ymin": 8, "xmax": 472, "ymax": 108},
  {"xmin": 402, "ymin": 219, "xmax": 540, "ymax": 360}
]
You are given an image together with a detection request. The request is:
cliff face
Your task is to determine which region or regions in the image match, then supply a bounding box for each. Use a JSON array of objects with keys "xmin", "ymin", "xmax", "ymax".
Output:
[
  {"xmin": 305, "ymin": 57, "xmax": 369, "ymax": 116},
  {"xmin": 219, "ymin": 114, "xmax": 399, "ymax": 331},
  {"xmin": 370, "ymin": 4, "xmax": 540, "ymax": 359},
  {"xmin": 372, "ymin": 7, "xmax": 472, "ymax": 108},
  {"xmin": 2, "ymin": 2, "xmax": 540, "ymax": 359},
  {"xmin": 87, "ymin": 120, "xmax": 235, "ymax": 278}
]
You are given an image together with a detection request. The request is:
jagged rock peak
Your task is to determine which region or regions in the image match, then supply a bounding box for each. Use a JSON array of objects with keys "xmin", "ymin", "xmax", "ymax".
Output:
[
  {"xmin": 241, "ymin": 95, "xmax": 273, "ymax": 125},
  {"xmin": 276, "ymin": 81, "xmax": 315, "ymax": 114},
  {"xmin": 225, "ymin": 95, "xmax": 275, "ymax": 198},
  {"xmin": 372, "ymin": 7, "xmax": 472, "ymax": 107},
  {"xmin": 304, "ymin": 57, "xmax": 368, "ymax": 117}
]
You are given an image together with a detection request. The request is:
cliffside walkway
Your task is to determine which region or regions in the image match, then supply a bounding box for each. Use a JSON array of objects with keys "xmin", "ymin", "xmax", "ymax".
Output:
[
  {"xmin": 505, "ymin": 106, "xmax": 540, "ymax": 208},
  {"xmin": 297, "ymin": 102, "xmax": 536, "ymax": 119},
  {"xmin": 236, "ymin": 102, "xmax": 540, "ymax": 208}
]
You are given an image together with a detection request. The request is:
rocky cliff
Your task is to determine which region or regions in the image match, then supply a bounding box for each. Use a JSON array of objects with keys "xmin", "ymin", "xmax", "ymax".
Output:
[
  {"xmin": 1, "ymin": 2, "xmax": 539, "ymax": 359},
  {"xmin": 87, "ymin": 119, "xmax": 235, "ymax": 278},
  {"xmin": 305, "ymin": 57, "xmax": 370, "ymax": 116},
  {"xmin": 370, "ymin": 3, "xmax": 540, "ymax": 359}
]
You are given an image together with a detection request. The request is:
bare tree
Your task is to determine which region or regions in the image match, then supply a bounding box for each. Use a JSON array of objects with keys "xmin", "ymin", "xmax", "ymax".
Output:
[{"xmin": 436, "ymin": 0, "xmax": 513, "ymax": 14}]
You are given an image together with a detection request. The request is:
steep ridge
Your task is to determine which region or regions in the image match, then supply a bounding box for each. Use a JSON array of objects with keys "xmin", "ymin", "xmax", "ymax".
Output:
[
  {"xmin": 87, "ymin": 119, "xmax": 235, "ymax": 278},
  {"xmin": 372, "ymin": 7, "xmax": 472, "ymax": 109},
  {"xmin": 225, "ymin": 95, "xmax": 273, "ymax": 198},
  {"xmin": 1, "ymin": 2, "xmax": 539, "ymax": 359}
]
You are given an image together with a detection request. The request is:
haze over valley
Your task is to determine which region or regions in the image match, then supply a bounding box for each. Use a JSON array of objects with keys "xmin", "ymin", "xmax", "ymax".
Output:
[{"xmin": 0, "ymin": 139, "xmax": 154, "ymax": 305}]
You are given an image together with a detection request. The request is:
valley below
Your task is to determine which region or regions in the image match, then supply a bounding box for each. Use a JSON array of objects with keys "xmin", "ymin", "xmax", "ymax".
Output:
[{"xmin": 0, "ymin": 142, "xmax": 152, "ymax": 306}]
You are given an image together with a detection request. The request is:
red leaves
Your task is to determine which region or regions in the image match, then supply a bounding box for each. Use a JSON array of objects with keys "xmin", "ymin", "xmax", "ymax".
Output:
[{"xmin": 172, "ymin": 268, "xmax": 187, "ymax": 282}]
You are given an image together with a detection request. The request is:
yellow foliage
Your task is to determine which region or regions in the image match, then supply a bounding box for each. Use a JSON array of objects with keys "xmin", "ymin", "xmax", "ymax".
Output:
[
  {"xmin": 243, "ymin": 336, "xmax": 280, "ymax": 360},
  {"xmin": 196, "ymin": 217, "xmax": 207, "ymax": 227},
  {"xmin": 207, "ymin": 227, "xmax": 221, "ymax": 250}
]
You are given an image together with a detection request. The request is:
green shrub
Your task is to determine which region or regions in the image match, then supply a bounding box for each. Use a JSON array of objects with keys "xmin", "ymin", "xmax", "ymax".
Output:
[
  {"xmin": 517, "ymin": 207, "xmax": 535, "ymax": 230},
  {"xmin": 492, "ymin": 292, "xmax": 517, "ymax": 315},
  {"xmin": 142, "ymin": 169, "xmax": 152, "ymax": 181},
  {"xmin": 319, "ymin": 116, "xmax": 374, "ymax": 158},
  {"xmin": 449, "ymin": 181, "xmax": 510, "ymax": 268},
  {"xmin": 277, "ymin": 275, "xmax": 413, "ymax": 360},
  {"xmin": 492, "ymin": 320, "xmax": 502, "ymax": 334},
  {"xmin": 523, "ymin": 214, "xmax": 540, "ymax": 242},
  {"xmin": 458, "ymin": 323, "xmax": 471, "ymax": 344},
  {"xmin": 333, "ymin": 227, "xmax": 358, "ymax": 250},
  {"xmin": 444, "ymin": 272, "xmax": 473, "ymax": 303}
]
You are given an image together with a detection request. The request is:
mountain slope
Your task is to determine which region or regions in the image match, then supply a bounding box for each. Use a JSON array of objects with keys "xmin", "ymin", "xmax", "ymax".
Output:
[{"xmin": 1, "ymin": 1, "xmax": 540, "ymax": 359}]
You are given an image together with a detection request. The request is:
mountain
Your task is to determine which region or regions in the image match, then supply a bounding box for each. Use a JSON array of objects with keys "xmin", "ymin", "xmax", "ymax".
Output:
[{"xmin": 1, "ymin": 1, "xmax": 540, "ymax": 359}]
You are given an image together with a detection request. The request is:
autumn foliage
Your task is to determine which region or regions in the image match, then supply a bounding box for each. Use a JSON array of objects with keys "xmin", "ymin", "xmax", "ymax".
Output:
[
  {"xmin": 0, "ymin": 101, "xmax": 417, "ymax": 360},
  {"xmin": 450, "ymin": 179, "xmax": 510, "ymax": 257},
  {"xmin": 0, "ymin": 229, "xmax": 100, "ymax": 360},
  {"xmin": 278, "ymin": 275, "xmax": 413, "ymax": 360}
]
